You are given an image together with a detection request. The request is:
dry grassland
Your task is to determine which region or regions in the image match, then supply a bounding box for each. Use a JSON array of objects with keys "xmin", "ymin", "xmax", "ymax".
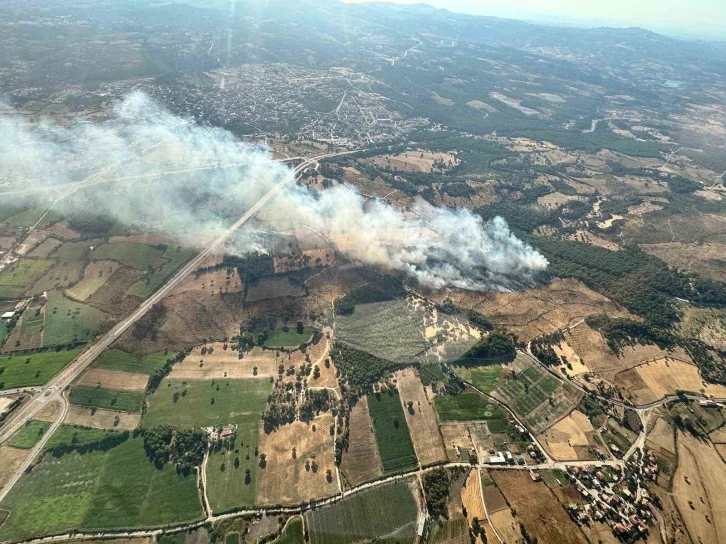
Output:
[
  {"xmin": 431, "ymin": 279, "xmax": 632, "ymax": 342},
  {"xmin": 552, "ymin": 341, "xmax": 589, "ymax": 377},
  {"xmin": 369, "ymin": 151, "xmax": 459, "ymax": 173},
  {"xmin": 48, "ymin": 221, "xmax": 81, "ymax": 240},
  {"xmin": 466, "ymin": 100, "xmax": 497, "ymax": 113},
  {"xmin": 0, "ymin": 447, "xmax": 31, "ymax": 493},
  {"xmin": 647, "ymin": 417, "xmax": 676, "ymax": 456},
  {"xmin": 0, "ymin": 236, "xmax": 14, "ymax": 250},
  {"xmin": 673, "ymin": 431, "xmax": 726, "ymax": 544},
  {"xmin": 460, "ymin": 469, "xmax": 486, "ymax": 526},
  {"xmin": 34, "ymin": 399, "xmax": 62, "ymax": 423},
  {"xmin": 66, "ymin": 260, "xmax": 121, "ymax": 301},
  {"xmin": 307, "ymin": 343, "xmax": 338, "ymax": 390},
  {"xmin": 77, "ymin": 368, "xmax": 148, "ymax": 391},
  {"xmin": 172, "ymin": 268, "xmax": 242, "ymax": 296},
  {"xmin": 440, "ymin": 422, "xmax": 473, "ymax": 461},
  {"xmin": 536, "ymin": 192, "xmax": 584, "ymax": 209},
  {"xmin": 64, "ymin": 405, "xmax": 140, "ymax": 431},
  {"xmin": 564, "ymin": 230, "xmax": 619, "ymax": 251},
  {"xmin": 15, "ymin": 230, "xmax": 49, "ymax": 256},
  {"xmin": 302, "ymin": 262, "xmax": 374, "ymax": 316},
  {"xmin": 488, "ymin": 509, "xmax": 523, "ymax": 544},
  {"xmin": 340, "ymin": 396, "xmax": 383, "ymax": 487},
  {"xmin": 678, "ymin": 306, "xmax": 726, "ymax": 351},
  {"xmin": 620, "ymin": 359, "xmax": 726, "ymax": 404},
  {"xmin": 394, "ymin": 369, "xmax": 446, "ymax": 467},
  {"xmin": 537, "ymin": 410, "xmax": 595, "ymax": 461},
  {"xmin": 491, "ymin": 470, "xmax": 587, "ymax": 544},
  {"xmin": 28, "ymin": 237, "xmax": 63, "ymax": 258},
  {"xmin": 171, "ymin": 344, "xmax": 279, "ymax": 380},
  {"xmin": 709, "ymin": 425, "xmax": 726, "ymax": 444},
  {"xmin": 255, "ymin": 413, "xmax": 338, "ymax": 506},
  {"xmin": 642, "ymin": 242, "xmax": 726, "ymax": 282}
]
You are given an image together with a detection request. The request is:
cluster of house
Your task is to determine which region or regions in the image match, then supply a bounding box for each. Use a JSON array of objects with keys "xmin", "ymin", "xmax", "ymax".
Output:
[
  {"xmin": 1, "ymin": 299, "xmax": 28, "ymax": 320},
  {"xmin": 564, "ymin": 452, "xmax": 657, "ymax": 538},
  {"xmin": 207, "ymin": 424, "xmax": 237, "ymax": 443}
]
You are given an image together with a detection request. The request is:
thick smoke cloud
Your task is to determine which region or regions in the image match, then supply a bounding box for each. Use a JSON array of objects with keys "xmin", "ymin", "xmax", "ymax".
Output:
[{"xmin": 0, "ymin": 92, "xmax": 547, "ymax": 291}]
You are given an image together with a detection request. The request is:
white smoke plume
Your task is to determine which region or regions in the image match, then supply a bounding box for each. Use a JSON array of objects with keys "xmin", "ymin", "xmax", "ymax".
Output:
[{"xmin": 0, "ymin": 92, "xmax": 548, "ymax": 291}]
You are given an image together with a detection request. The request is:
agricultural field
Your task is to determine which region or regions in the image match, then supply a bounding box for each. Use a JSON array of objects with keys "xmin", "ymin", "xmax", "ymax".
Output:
[
  {"xmin": 305, "ymin": 481, "xmax": 418, "ymax": 544},
  {"xmin": 455, "ymin": 365, "xmax": 503, "ymax": 394},
  {"xmin": 262, "ymin": 326, "xmax": 314, "ymax": 348},
  {"xmin": 64, "ymin": 405, "xmax": 141, "ymax": 431},
  {"xmin": 2, "ymin": 305, "xmax": 45, "ymax": 352},
  {"xmin": 27, "ymin": 237, "xmax": 62, "ymax": 258},
  {"xmin": 537, "ymin": 410, "xmax": 600, "ymax": 461},
  {"xmin": 0, "ymin": 348, "xmax": 81, "ymax": 390},
  {"xmin": 672, "ymin": 432, "xmax": 726, "ymax": 544},
  {"xmin": 459, "ymin": 469, "xmax": 486, "ymax": 534},
  {"xmin": 394, "ymin": 369, "xmax": 446, "ymax": 467},
  {"xmin": 489, "ymin": 353, "xmax": 581, "ymax": 434},
  {"xmin": 255, "ymin": 413, "xmax": 338, "ymax": 506},
  {"xmin": 335, "ymin": 298, "xmax": 429, "ymax": 363},
  {"xmin": 126, "ymin": 246, "xmax": 195, "ymax": 299},
  {"xmin": 172, "ymin": 344, "xmax": 279, "ymax": 380},
  {"xmin": 92, "ymin": 349, "xmax": 170, "ymax": 375},
  {"xmin": 44, "ymin": 425, "xmax": 118, "ymax": 450},
  {"xmin": 8, "ymin": 420, "xmax": 51, "ymax": 449},
  {"xmin": 246, "ymin": 277, "xmax": 306, "ymax": 303},
  {"xmin": 275, "ymin": 517, "xmax": 304, "ymax": 544},
  {"xmin": 69, "ymin": 386, "xmax": 144, "ymax": 413},
  {"xmin": 29, "ymin": 259, "xmax": 85, "ymax": 294},
  {"xmin": 205, "ymin": 413, "xmax": 263, "ymax": 513},
  {"xmin": 43, "ymin": 291, "xmax": 108, "ymax": 346},
  {"xmin": 0, "ymin": 437, "xmax": 203, "ymax": 541},
  {"xmin": 66, "ymin": 261, "xmax": 121, "ymax": 302},
  {"xmin": 428, "ymin": 518, "xmax": 468, "ymax": 544},
  {"xmin": 143, "ymin": 378, "xmax": 271, "ymax": 428},
  {"xmin": 0, "ymin": 258, "xmax": 52, "ymax": 298},
  {"xmin": 491, "ymin": 470, "xmax": 588, "ymax": 544},
  {"xmin": 77, "ymin": 368, "xmax": 149, "ymax": 391},
  {"xmin": 434, "ymin": 390, "xmax": 510, "ymax": 433},
  {"xmin": 90, "ymin": 242, "xmax": 165, "ymax": 269},
  {"xmin": 340, "ymin": 396, "xmax": 383, "ymax": 487},
  {"xmin": 440, "ymin": 422, "xmax": 474, "ymax": 462},
  {"xmin": 0, "ymin": 446, "xmax": 31, "ymax": 494},
  {"xmin": 367, "ymin": 391, "xmax": 418, "ymax": 475},
  {"xmin": 51, "ymin": 240, "xmax": 100, "ymax": 261}
]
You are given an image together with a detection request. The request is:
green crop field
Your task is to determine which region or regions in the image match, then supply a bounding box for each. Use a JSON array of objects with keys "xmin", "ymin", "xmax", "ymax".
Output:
[
  {"xmin": 434, "ymin": 390, "xmax": 509, "ymax": 432},
  {"xmin": 0, "ymin": 259, "xmax": 53, "ymax": 298},
  {"xmin": 43, "ymin": 292, "xmax": 107, "ymax": 346},
  {"xmin": 489, "ymin": 356, "xmax": 581, "ymax": 434},
  {"xmin": 0, "ymin": 348, "xmax": 81, "ymax": 390},
  {"xmin": 1, "ymin": 207, "xmax": 46, "ymax": 229},
  {"xmin": 9, "ymin": 420, "xmax": 51, "ymax": 449},
  {"xmin": 470, "ymin": 366, "xmax": 502, "ymax": 393},
  {"xmin": 0, "ymin": 437, "xmax": 203, "ymax": 541},
  {"xmin": 205, "ymin": 413, "xmax": 263, "ymax": 513},
  {"xmin": 126, "ymin": 247, "xmax": 195, "ymax": 299},
  {"xmin": 275, "ymin": 517, "xmax": 304, "ymax": 544},
  {"xmin": 20, "ymin": 308, "xmax": 45, "ymax": 335},
  {"xmin": 429, "ymin": 517, "xmax": 469, "ymax": 544},
  {"xmin": 69, "ymin": 386, "xmax": 144, "ymax": 412},
  {"xmin": 367, "ymin": 391, "xmax": 418, "ymax": 475},
  {"xmin": 91, "ymin": 242, "xmax": 165, "ymax": 269},
  {"xmin": 0, "ymin": 321, "xmax": 9, "ymax": 348},
  {"xmin": 29, "ymin": 259, "xmax": 85, "ymax": 295},
  {"xmin": 92, "ymin": 349, "xmax": 170, "ymax": 375},
  {"xmin": 305, "ymin": 481, "xmax": 417, "ymax": 544},
  {"xmin": 262, "ymin": 326, "xmax": 314, "ymax": 348},
  {"xmin": 144, "ymin": 378, "xmax": 271, "ymax": 429},
  {"xmin": 50, "ymin": 240, "xmax": 99, "ymax": 261}
]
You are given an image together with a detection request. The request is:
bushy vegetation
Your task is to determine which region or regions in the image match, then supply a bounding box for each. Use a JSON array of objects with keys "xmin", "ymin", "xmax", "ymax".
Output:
[
  {"xmin": 460, "ymin": 331, "xmax": 517, "ymax": 363},
  {"xmin": 143, "ymin": 424, "xmax": 207, "ymax": 469},
  {"xmin": 330, "ymin": 343, "xmax": 406, "ymax": 401},
  {"xmin": 422, "ymin": 468, "xmax": 459, "ymax": 519},
  {"xmin": 333, "ymin": 278, "xmax": 405, "ymax": 316}
]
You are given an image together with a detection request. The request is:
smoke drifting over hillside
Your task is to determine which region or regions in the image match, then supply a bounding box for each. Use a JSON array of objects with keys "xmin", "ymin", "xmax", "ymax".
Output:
[{"xmin": 0, "ymin": 92, "xmax": 547, "ymax": 291}]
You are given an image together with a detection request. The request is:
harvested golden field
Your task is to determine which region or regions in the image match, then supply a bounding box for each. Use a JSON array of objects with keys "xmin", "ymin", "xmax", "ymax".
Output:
[
  {"xmin": 488, "ymin": 509, "xmax": 523, "ymax": 544},
  {"xmin": 0, "ymin": 447, "xmax": 31, "ymax": 493},
  {"xmin": 642, "ymin": 242, "xmax": 726, "ymax": 282},
  {"xmin": 64, "ymin": 405, "xmax": 141, "ymax": 430},
  {"xmin": 255, "ymin": 413, "xmax": 338, "ymax": 506},
  {"xmin": 537, "ymin": 410, "xmax": 596, "ymax": 461},
  {"xmin": 394, "ymin": 368, "xmax": 446, "ymax": 467},
  {"xmin": 171, "ymin": 344, "xmax": 279, "ymax": 380},
  {"xmin": 440, "ymin": 422, "xmax": 473, "ymax": 461},
  {"xmin": 673, "ymin": 432, "xmax": 726, "ymax": 544},
  {"xmin": 431, "ymin": 279, "xmax": 632, "ymax": 342},
  {"xmin": 491, "ymin": 470, "xmax": 587, "ymax": 544},
  {"xmin": 619, "ymin": 359, "xmax": 726, "ymax": 404},
  {"xmin": 552, "ymin": 341, "xmax": 589, "ymax": 377},
  {"xmin": 77, "ymin": 368, "xmax": 148, "ymax": 391},
  {"xmin": 66, "ymin": 260, "xmax": 121, "ymax": 301},
  {"xmin": 647, "ymin": 417, "xmax": 676, "ymax": 456},
  {"xmin": 340, "ymin": 396, "xmax": 383, "ymax": 487},
  {"xmin": 460, "ymin": 469, "xmax": 486, "ymax": 526}
]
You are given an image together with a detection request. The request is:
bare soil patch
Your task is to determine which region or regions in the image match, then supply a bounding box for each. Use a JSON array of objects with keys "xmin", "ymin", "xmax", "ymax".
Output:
[
  {"xmin": 394, "ymin": 368, "xmax": 446, "ymax": 467},
  {"xmin": 368, "ymin": 151, "xmax": 459, "ymax": 173},
  {"xmin": 256, "ymin": 413, "xmax": 338, "ymax": 506},
  {"xmin": 564, "ymin": 230, "xmax": 619, "ymax": 251},
  {"xmin": 440, "ymin": 422, "xmax": 473, "ymax": 462},
  {"xmin": 340, "ymin": 396, "xmax": 383, "ymax": 487},
  {"xmin": 77, "ymin": 368, "xmax": 148, "ymax": 391},
  {"xmin": 64, "ymin": 405, "xmax": 141, "ymax": 431},
  {"xmin": 488, "ymin": 509, "xmax": 522, "ymax": 543},
  {"xmin": 673, "ymin": 431, "xmax": 726, "ymax": 544},
  {"xmin": 34, "ymin": 399, "xmax": 62, "ymax": 422},
  {"xmin": 0, "ymin": 447, "xmax": 31, "ymax": 493},
  {"xmin": 491, "ymin": 470, "xmax": 587, "ymax": 544}
]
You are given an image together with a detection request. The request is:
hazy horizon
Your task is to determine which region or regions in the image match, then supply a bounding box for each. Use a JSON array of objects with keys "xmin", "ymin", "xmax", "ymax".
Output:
[{"xmin": 341, "ymin": 0, "xmax": 726, "ymax": 40}]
